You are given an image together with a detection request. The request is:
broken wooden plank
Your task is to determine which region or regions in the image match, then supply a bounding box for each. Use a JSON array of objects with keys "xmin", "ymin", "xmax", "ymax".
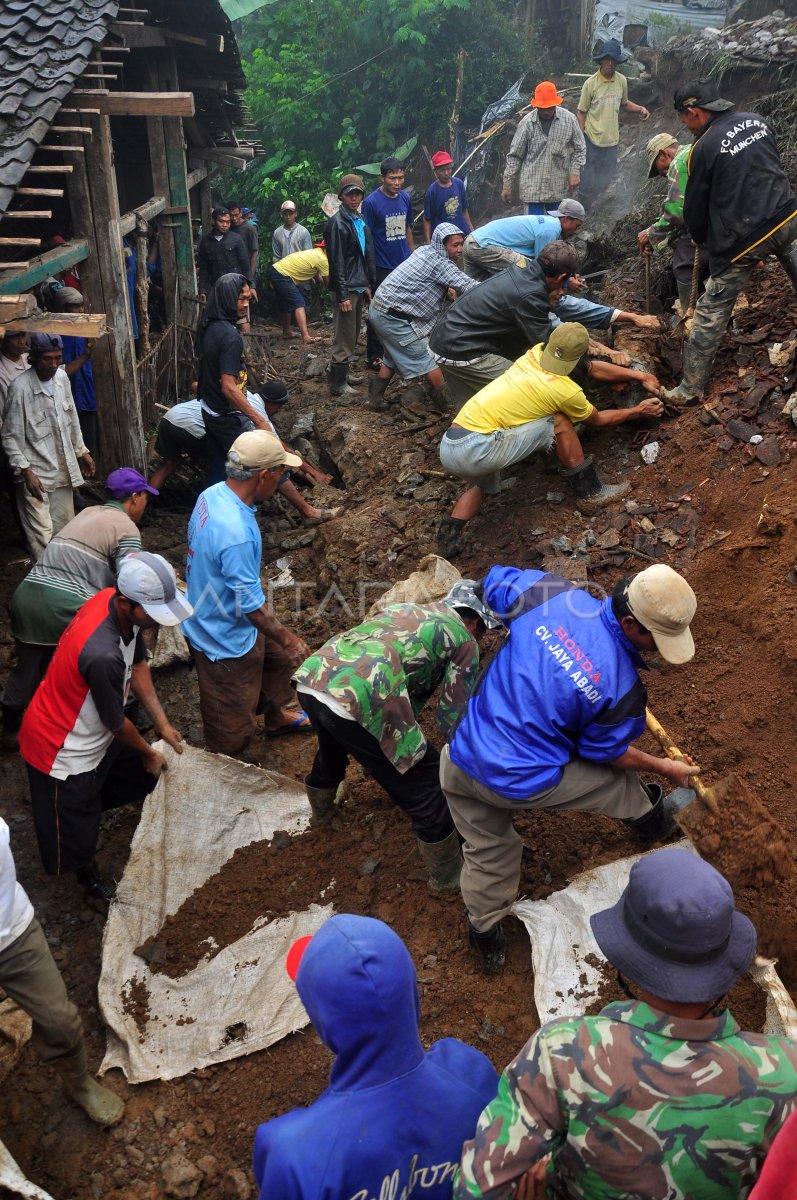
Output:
[
  {"xmin": 68, "ymin": 91, "xmax": 195, "ymax": 117},
  {"xmin": 0, "ymin": 239, "xmax": 90, "ymax": 295},
  {"xmin": 0, "ymin": 295, "xmax": 37, "ymax": 319},
  {"xmin": 5, "ymin": 313, "xmax": 107, "ymax": 338},
  {"xmin": 118, "ymin": 194, "xmax": 167, "ymax": 236}
]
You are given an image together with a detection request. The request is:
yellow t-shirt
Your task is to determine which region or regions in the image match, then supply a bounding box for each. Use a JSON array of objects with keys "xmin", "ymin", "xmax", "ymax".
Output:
[
  {"xmin": 578, "ymin": 71, "xmax": 628, "ymax": 147},
  {"xmin": 454, "ymin": 345, "xmax": 594, "ymax": 434},
  {"xmin": 273, "ymin": 248, "xmax": 329, "ymax": 282}
]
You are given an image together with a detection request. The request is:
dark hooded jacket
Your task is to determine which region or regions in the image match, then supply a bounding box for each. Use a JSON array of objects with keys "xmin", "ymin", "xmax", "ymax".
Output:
[
  {"xmin": 324, "ymin": 206, "xmax": 376, "ymax": 303},
  {"xmin": 197, "ymin": 273, "xmax": 246, "ymax": 416},
  {"xmin": 197, "ymin": 227, "xmax": 252, "ymax": 295},
  {"xmin": 252, "ymin": 914, "xmax": 498, "ymax": 1200},
  {"xmin": 683, "ymin": 110, "xmax": 797, "ymax": 276},
  {"xmin": 429, "ymin": 258, "xmax": 553, "ymax": 363}
]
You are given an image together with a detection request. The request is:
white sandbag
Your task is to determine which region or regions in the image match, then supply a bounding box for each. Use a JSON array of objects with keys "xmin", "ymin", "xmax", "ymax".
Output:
[
  {"xmin": 99, "ymin": 743, "xmax": 332, "ymax": 1083},
  {"xmin": 368, "ymin": 554, "xmax": 461, "ymax": 616},
  {"xmin": 149, "ymin": 621, "xmax": 191, "ymax": 669},
  {"xmin": 512, "ymin": 841, "xmax": 797, "ymax": 1034},
  {"xmin": 0, "ymin": 1141, "xmax": 56, "ymax": 1200}
]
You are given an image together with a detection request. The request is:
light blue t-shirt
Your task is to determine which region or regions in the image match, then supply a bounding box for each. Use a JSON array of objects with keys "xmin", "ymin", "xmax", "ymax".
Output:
[
  {"xmin": 182, "ymin": 481, "xmax": 265, "ymax": 662},
  {"xmin": 472, "ymin": 214, "xmax": 562, "ymax": 259}
]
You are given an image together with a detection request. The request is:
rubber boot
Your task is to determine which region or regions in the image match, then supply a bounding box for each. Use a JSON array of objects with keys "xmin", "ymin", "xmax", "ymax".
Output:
[
  {"xmin": 428, "ymin": 384, "xmax": 453, "ymax": 415},
  {"xmin": 1, "ymin": 704, "xmax": 22, "ymax": 752},
  {"xmin": 347, "ymin": 370, "xmax": 365, "ymax": 386},
  {"xmin": 55, "ymin": 1044, "xmax": 125, "ymax": 1127},
  {"xmin": 303, "ymin": 775, "xmax": 337, "ymax": 825},
  {"xmin": 780, "ymin": 243, "xmax": 797, "ymax": 294},
  {"xmin": 76, "ymin": 861, "xmax": 116, "ymax": 903},
  {"xmin": 367, "ymin": 374, "xmax": 390, "ymax": 412},
  {"xmin": 661, "ymin": 339, "xmax": 708, "ymax": 405},
  {"xmin": 468, "ymin": 920, "xmax": 506, "ymax": 975},
  {"xmin": 416, "ymin": 830, "xmax": 462, "ymax": 892},
  {"xmin": 436, "ymin": 515, "xmax": 467, "ymax": 558},
  {"xmin": 561, "ymin": 455, "xmax": 630, "ymax": 510},
  {"xmin": 624, "ymin": 783, "xmax": 695, "ymax": 844},
  {"xmin": 327, "ymin": 362, "xmax": 349, "ymax": 397}
]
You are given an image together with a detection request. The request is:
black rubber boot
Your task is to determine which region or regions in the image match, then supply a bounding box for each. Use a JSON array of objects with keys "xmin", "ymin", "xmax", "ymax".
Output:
[
  {"xmin": 428, "ymin": 384, "xmax": 453, "ymax": 415},
  {"xmin": 781, "ymin": 243, "xmax": 797, "ymax": 294},
  {"xmin": 560, "ymin": 454, "xmax": 630, "ymax": 510},
  {"xmin": 436, "ymin": 516, "xmax": 466, "ymax": 559},
  {"xmin": 468, "ymin": 920, "xmax": 506, "ymax": 975},
  {"xmin": 416, "ymin": 830, "xmax": 462, "ymax": 892},
  {"xmin": 367, "ymin": 374, "xmax": 390, "ymax": 412},
  {"xmin": 327, "ymin": 362, "xmax": 349, "ymax": 396},
  {"xmin": 624, "ymin": 784, "xmax": 695, "ymax": 844},
  {"xmin": 303, "ymin": 775, "xmax": 337, "ymax": 825},
  {"xmin": 76, "ymin": 862, "xmax": 117, "ymax": 903}
]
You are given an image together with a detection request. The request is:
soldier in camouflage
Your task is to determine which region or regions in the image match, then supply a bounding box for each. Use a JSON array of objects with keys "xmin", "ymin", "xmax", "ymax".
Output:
[
  {"xmin": 455, "ymin": 849, "xmax": 797, "ymax": 1200},
  {"xmin": 637, "ymin": 132, "xmax": 709, "ymax": 314},
  {"xmin": 293, "ymin": 581, "xmax": 500, "ymax": 890}
]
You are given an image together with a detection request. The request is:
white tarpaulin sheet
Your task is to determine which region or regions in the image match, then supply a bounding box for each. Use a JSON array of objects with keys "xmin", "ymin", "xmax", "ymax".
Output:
[
  {"xmin": 0, "ymin": 1143, "xmax": 56, "ymax": 1200},
  {"xmin": 513, "ymin": 841, "xmax": 797, "ymax": 1035},
  {"xmin": 99, "ymin": 743, "xmax": 332, "ymax": 1083}
]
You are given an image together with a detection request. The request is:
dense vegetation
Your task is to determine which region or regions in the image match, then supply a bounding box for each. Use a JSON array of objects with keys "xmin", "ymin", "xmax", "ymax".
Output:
[{"xmin": 228, "ymin": 0, "xmax": 550, "ymax": 243}]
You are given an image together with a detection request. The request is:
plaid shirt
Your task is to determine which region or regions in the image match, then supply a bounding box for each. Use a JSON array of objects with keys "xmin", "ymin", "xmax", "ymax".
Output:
[
  {"xmin": 644, "ymin": 144, "xmax": 690, "ymax": 251},
  {"xmin": 503, "ymin": 108, "xmax": 586, "ymax": 204},
  {"xmin": 371, "ymin": 223, "xmax": 479, "ymax": 338},
  {"xmin": 1, "ymin": 366, "xmax": 87, "ymax": 489}
]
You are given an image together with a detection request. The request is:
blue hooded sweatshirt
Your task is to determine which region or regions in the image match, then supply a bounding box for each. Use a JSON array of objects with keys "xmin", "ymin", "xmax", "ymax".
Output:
[{"xmin": 252, "ymin": 914, "xmax": 498, "ymax": 1200}]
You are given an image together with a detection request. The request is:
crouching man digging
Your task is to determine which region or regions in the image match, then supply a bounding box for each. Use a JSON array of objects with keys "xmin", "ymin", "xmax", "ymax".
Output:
[
  {"xmin": 293, "ymin": 582, "xmax": 500, "ymax": 890},
  {"xmin": 441, "ymin": 564, "xmax": 699, "ymax": 973},
  {"xmin": 438, "ymin": 323, "xmax": 662, "ymax": 556}
]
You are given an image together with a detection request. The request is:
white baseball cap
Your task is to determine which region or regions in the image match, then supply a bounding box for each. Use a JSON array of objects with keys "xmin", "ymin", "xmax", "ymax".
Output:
[{"xmin": 117, "ymin": 552, "xmax": 193, "ymax": 627}]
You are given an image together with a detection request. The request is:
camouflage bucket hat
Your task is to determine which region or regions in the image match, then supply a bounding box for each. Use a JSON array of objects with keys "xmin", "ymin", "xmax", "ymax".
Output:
[
  {"xmin": 590, "ymin": 848, "xmax": 756, "ymax": 1003},
  {"xmin": 445, "ymin": 579, "xmax": 502, "ymax": 629}
]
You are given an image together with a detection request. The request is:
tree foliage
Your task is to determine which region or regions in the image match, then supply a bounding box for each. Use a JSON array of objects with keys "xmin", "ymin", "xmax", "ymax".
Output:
[{"xmin": 229, "ymin": 0, "xmax": 551, "ymax": 243}]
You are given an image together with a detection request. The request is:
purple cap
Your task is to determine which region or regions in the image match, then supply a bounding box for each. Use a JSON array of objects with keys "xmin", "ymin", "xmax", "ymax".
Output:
[
  {"xmin": 105, "ymin": 468, "xmax": 159, "ymax": 499},
  {"xmin": 590, "ymin": 848, "xmax": 756, "ymax": 1003}
]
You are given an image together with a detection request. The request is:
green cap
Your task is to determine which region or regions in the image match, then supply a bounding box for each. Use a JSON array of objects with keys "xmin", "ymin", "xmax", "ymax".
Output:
[{"xmin": 539, "ymin": 322, "xmax": 589, "ymax": 376}]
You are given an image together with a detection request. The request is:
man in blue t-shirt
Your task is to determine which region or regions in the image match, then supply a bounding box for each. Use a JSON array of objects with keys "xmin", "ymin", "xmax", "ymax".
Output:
[
  {"xmin": 440, "ymin": 564, "xmax": 700, "ymax": 975},
  {"xmin": 462, "ymin": 202, "xmax": 585, "ymax": 280},
  {"xmin": 362, "ymin": 156, "xmax": 415, "ymax": 369},
  {"xmin": 423, "ymin": 150, "xmax": 474, "ymax": 241},
  {"xmin": 55, "ymin": 288, "xmax": 99, "ymax": 459},
  {"xmin": 182, "ymin": 430, "xmax": 311, "ymax": 754}
]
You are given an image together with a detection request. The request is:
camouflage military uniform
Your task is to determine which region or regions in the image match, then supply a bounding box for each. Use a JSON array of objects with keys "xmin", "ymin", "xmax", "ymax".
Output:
[
  {"xmin": 643, "ymin": 146, "xmax": 707, "ymax": 310},
  {"xmin": 455, "ymin": 1000, "xmax": 797, "ymax": 1200},
  {"xmin": 294, "ymin": 602, "xmax": 478, "ymax": 773}
]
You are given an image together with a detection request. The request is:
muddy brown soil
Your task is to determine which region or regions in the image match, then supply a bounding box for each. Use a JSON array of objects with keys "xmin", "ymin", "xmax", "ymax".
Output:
[{"xmin": 1, "ymin": 255, "xmax": 797, "ymax": 1198}]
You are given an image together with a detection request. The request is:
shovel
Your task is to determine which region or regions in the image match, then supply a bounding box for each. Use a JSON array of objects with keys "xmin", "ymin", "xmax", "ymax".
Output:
[{"xmin": 645, "ymin": 709, "xmax": 792, "ymax": 884}]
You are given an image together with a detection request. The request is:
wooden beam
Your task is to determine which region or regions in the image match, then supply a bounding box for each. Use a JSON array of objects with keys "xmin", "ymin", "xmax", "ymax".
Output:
[
  {"xmin": 58, "ymin": 108, "xmax": 101, "ymax": 115},
  {"xmin": 3, "ymin": 212, "xmax": 53, "ymax": 220},
  {"xmin": 0, "ymin": 295, "xmax": 37, "ymax": 319},
  {"xmin": 163, "ymin": 107, "xmax": 196, "ymax": 318},
  {"xmin": 40, "ymin": 145, "xmax": 85, "ymax": 153},
  {"xmin": 108, "ymin": 23, "xmax": 222, "ymax": 51},
  {"xmin": 0, "ymin": 238, "xmax": 42, "ymax": 247},
  {"xmin": 0, "ymin": 264, "xmax": 29, "ymax": 271},
  {"xmin": 80, "ymin": 73, "xmax": 119, "ymax": 81},
  {"xmin": 68, "ymin": 91, "xmax": 195, "ymax": 117},
  {"xmin": 118, "ymin": 194, "xmax": 167, "ymax": 236},
  {"xmin": 14, "ymin": 189, "xmax": 64, "ymax": 197},
  {"xmin": 6, "ymin": 313, "xmax": 108, "ymax": 338},
  {"xmin": 63, "ymin": 121, "xmax": 143, "ymax": 471},
  {"xmin": 49, "ymin": 126, "xmax": 93, "ymax": 136},
  {"xmin": 186, "ymin": 166, "xmax": 208, "ymax": 190},
  {"xmin": 0, "ymin": 240, "xmax": 90, "ymax": 295},
  {"xmin": 24, "ymin": 166, "xmax": 74, "ymax": 174},
  {"xmin": 189, "ymin": 145, "xmax": 255, "ymax": 161}
]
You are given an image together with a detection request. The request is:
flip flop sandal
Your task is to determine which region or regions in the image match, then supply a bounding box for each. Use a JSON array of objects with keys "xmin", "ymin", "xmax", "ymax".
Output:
[{"xmin": 265, "ymin": 710, "xmax": 314, "ymax": 737}]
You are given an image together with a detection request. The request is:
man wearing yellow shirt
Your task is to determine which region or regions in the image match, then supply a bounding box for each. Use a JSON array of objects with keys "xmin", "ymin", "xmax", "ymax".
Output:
[
  {"xmin": 267, "ymin": 248, "xmax": 329, "ymax": 343},
  {"xmin": 578, "ymin": 39, "xmax": 649, "ymax": 210},
  {"xmin": 437, "ymin": 323, "xmax": 662, "ymax": 556}
]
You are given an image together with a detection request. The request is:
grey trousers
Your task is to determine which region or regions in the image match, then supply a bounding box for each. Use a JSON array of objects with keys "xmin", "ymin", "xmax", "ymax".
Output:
[
  {"xmin": 0, "ymin": 917, "xmax": 83, "ymax": 1064},
  {"xmin": 330, "ymin": 293, "xmax": 366, "ymax": 365},
  {"xmin": 440, "ymin": 353, "xmax": 513, "ymax": 405},
  {"xmin": 682, "ymin": 212, "xmax": 797, "ymax": 396},
  {"xmin": 440, "ymin": 745, "xmax": 651, "ymax": 931},
  {"xmin": 462, "ymin": 238, "xmax": 528, "ymax": 280}
]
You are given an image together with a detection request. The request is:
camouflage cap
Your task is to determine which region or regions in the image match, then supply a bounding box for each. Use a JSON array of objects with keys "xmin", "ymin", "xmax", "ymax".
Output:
[
  {"xmin": 590, "ymin": 848, "xmax": 757, "ymax": 1002},
  {"xmin": 445, "ymin": 579, "xmax": 502, "ymax": 629}
]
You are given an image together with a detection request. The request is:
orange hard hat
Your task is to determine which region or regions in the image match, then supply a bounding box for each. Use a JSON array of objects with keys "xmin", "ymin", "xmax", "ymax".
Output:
[{"xmin": 531, "ymin": 81, "xmax": 563, "ymax": 108}]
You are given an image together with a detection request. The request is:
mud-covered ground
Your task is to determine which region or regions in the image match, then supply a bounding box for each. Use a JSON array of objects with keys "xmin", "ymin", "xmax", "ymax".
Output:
[{"xmin": 2, "ymin": 255, "xmax": 797, "ymax": 1199}]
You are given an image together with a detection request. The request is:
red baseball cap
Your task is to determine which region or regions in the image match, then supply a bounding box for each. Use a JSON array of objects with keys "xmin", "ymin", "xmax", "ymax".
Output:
[
  {"xmin": 285, "ymin": 934, "xmax": 313, "ymax": 981},
  {"xmin": 431, "ymin": 151, "xmax": 453, "ymax": 167}
]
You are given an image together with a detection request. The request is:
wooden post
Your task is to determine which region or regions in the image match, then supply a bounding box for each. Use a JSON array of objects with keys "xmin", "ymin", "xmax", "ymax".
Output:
[
  {"xmin": 198, "ymin": 173, "xmax": 213, "ymax": 236},
  {"xmin": 135, "ymin": 214, "xmax": 151, "ymax": 358},
  {"xmin": 65, "ymin": 116, "xmax": 145, "ymax": 472},
  {"xmin": 163, "ymin": 116, "xmax": 197, "ymax": 312},
  {"xmin": 146, "ymin": 117, "xmax": 179, "ymax": 330},
  {"xmin": 448, "ymin": 49, "xmax": 467, "ymax": 156}
]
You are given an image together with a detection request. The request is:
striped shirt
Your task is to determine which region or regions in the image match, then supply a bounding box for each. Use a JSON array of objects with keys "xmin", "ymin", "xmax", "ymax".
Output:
[
  {"xmin": 371, "ymin": 223, "xmax": 479, "ymax": 339},
  {"xmin": 10, "ymin": 501, "xmax": 141, "ymax": 646}
]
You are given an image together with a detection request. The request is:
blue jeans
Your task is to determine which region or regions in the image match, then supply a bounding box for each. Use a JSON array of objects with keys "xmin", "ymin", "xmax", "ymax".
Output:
[
  {"xmin": 552, "ymin": 294, "xmax": 614, "ymax": 328},
  {"xmin": 526, "ymin": 202, "xmax": 561, "ymax": 215}
]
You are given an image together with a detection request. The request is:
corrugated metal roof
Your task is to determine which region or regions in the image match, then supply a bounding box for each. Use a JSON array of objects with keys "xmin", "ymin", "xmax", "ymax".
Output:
[{"xmin": 0, "ymin": 0, "xmax": 120, "ymax": 214}]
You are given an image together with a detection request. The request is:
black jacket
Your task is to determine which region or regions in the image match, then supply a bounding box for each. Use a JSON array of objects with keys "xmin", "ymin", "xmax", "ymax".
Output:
[
  {"xmin": 429, "ymin": 260, "xmax": 552, "ymax": 362},
  {"xmin": 324, "ymin": 208, "xmax": 376, "ymax": 302},
  {"xmin": 684, "ymin": 111, "xmax": 797, "ymax": 276},
  {"xmin": 197, "ymin": 229, "xmax": 253, "ymax": 295}
]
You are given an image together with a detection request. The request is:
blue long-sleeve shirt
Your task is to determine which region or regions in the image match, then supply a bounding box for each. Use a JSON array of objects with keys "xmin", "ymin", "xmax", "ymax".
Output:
[{"xmin": 449, "ymin": 566, "xmax": 647, "ymax": 800}]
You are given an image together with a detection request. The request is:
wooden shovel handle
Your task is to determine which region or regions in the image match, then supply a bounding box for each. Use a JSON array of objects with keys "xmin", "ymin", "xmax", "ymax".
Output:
[{"xmin": 645, "ymin": 708, "xmax": 717, "ymax": 812}]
